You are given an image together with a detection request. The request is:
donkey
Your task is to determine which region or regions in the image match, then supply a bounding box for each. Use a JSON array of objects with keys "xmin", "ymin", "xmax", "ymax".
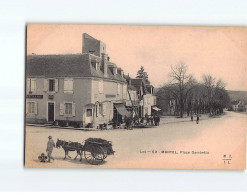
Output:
[{"xmin": 56, "ymin": 139, "xmax": 83, "ymax": 161}]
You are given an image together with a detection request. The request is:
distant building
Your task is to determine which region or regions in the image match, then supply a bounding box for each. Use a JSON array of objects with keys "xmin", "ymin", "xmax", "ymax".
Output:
[
  {"xmin": 128, "ymin": 78, "xmax": 159, "ymax": 117},
  {"xmin": 230, "ymin": 100, "xmax": 246, "ymax": 112}
]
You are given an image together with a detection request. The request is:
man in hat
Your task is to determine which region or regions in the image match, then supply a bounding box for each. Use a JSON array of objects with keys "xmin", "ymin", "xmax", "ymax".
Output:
[{"xmin": 46, "ymin": 136, "xmax": 55, "ymax": 162}]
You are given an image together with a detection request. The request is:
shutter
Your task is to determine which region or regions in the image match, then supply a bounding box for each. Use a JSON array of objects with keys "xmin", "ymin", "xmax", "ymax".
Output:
[
  {"xmin": 60, "ymin": 103, "xmax": 64, "ymax": 115},
  {"xmin": 26, "ymin": 78, "xmax": 30, "ymax": 93},
  {"xmin": 72, "ymin": 103, "xmax": 75, "ymax": 116},
  {"xmin": 103, "ymin": 103, "xmax": 106, "ymax": 116},
  {"xmin": 34, "ymin": 102, "xmax": 38, "ymax": 115},
  {"xmin": 96, "ymin": 104, "xmax": 98, "ymax": 117},
  {"xmin": 70, "ymin": 79, "xmax": 73, "ymax": 93},
  {"xmin": 55, "ymin": 79, "xmax": 59, "ymax": 92},
  {"xmin": 31, "ymin": 79, "xmax": 36, "ymax": 92},
  {"xmin": 44, "ymin": 79, "xmax": 48, "ymax": 92},
  {"xmin": 64, "ymin": 79, "xmax": 68, "ymax": 92}
]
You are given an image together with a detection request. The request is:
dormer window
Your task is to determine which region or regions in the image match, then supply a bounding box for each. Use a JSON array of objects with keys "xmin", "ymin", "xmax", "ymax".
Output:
[
  {"xmin": 91, "ymin": 60, "xmax": 97, "ymax": 69},
  {"xmin": 114, "ymin": 67, "xmax": 117, "ymax": 75}
]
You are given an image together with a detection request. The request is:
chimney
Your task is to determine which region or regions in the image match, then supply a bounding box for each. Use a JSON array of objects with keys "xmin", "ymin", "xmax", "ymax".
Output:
[{"xmin": 101, "ymin": 53, "xmax": 108, "ymax": 77}]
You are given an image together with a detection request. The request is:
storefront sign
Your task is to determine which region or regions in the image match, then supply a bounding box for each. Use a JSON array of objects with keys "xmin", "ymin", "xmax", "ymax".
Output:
[
  {"xmin": 106, "ymin": 94, "xmax": 116, "ymax": 98},
  {"xmin": 26, "ymin": 95, "xmax": 43, "ymax": 99}
]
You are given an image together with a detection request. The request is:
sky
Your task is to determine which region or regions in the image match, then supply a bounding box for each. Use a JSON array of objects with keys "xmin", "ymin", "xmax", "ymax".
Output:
[{"xmin": 27, "ymin": 24, "xmax": 247, "ymax": 91}]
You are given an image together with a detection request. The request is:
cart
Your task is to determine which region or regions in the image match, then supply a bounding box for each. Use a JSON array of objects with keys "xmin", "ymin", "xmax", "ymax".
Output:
[
  {"xmin": 83, "ymin": 138, "xmax": 115, "ymax": 165},
  {"xmin": 56, "ymin": 138, "xmax": 115, "ymax": 165}
]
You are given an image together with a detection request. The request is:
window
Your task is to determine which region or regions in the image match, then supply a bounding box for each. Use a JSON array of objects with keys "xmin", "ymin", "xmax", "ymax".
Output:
[
  {"xmin": 27, "ymin": 78, "xmax": 36, "ymax": 93},
  {"xmin": 91, "ymin": 60, "xmax": 97, "ymax": 69},
  {"xmin": 45, "ymin": 79, "xmax": 58, "ymax": 92},
  {"xmin": 99, "ymin": 80, "xmax": 103, "ymax": 93},
  {"xmin": 49, "ymin": 79, "xmax": 55, "ymax": 91},
  {"xmin": 60, "ymin": 102, "xmax": 75, "ymax": 116},
  {"xmin": 27, "ymin": 102, "xmax": 37, "ymax": 114},
  {"xmin": 65, "ymin": 103, "xmax": 72, "ymax": 115},
  {"xmin": 96, "ymin": 103, "xmax": 105, "ymax": 117},
  {"xmin": 123, "ymin": 85, "xmax": 127, "ymax": 98},
  {"xmin": 86, "ymin": 109, "xmax": 92, "ymax": 117},
  {"xmin": 64, "ymin": 79, "xmax": 73, "ymax": 93},
  {"xmin": 99, "ymin": 104, "xmax": 103, "ymax": 115}
]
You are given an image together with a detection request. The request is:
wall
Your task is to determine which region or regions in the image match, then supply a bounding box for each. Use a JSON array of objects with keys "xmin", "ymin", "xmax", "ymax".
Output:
[
  {"xmin": 143, "ymin": 94, "xmax": 156, "ymax": 115},
  {"xmin": 26, "ymin": 77, "xmax": 92, "ymax": 123},
  {"xmin": 91, "ymin": 78, "xmax": 127, "ymax": 126}
]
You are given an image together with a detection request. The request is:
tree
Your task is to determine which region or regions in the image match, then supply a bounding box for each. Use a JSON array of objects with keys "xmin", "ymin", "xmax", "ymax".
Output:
[
  {"xmin": 136, "ymin": 66, "xmax": 149, "ymax": 83},
  {"xmin": 202, "ymin": 74, "xmax": 229, "ymax": 116},
  {"xmin": 168, "ymin": 62, "xmax": 196, "ymax": 118}
]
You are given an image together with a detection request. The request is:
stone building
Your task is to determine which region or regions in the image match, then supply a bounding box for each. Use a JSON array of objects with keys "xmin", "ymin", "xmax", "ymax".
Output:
[
  {"xmin": 26, "ymin": 33, "xmax": 158, "ymax": 128},
  {"xmin": 26, "ymin": 34, "xmax": 130, "ymax": 128}
]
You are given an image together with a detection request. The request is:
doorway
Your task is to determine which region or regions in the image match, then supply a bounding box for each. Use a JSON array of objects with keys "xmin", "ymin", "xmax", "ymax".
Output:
[{"xmin": 48, "ymin": 102, "xmax": 55, "ymax": 122}]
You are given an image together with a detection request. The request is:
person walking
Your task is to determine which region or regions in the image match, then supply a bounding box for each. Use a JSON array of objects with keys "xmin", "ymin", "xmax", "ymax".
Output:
[
  {"xmin": 191, "ymin": 115, "xmax": 193, "ymax": 121},
  {"xmin": 196, "ymin": 115, "xmax": 200, "ymax": 124},
  {"xmin": 46, "ymin": 136, "xmax": 55, "ymax": 162}
]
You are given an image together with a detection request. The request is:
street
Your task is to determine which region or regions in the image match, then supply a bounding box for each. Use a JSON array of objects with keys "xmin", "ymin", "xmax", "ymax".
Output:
[{"xmin": 25, "ymin": 111, "xmax": 246, "ymax": 169}]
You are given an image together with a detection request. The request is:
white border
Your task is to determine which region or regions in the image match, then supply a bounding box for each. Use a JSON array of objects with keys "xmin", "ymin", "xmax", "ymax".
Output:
[{"xmin": 1, "ymin": 0, "xmax": 247, "ymax": 192}]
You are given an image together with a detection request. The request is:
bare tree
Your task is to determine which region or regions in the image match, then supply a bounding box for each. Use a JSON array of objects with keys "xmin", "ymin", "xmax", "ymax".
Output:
[
  {"xmin": 169, "ymin": 61, "xmax": 196, "ymax": 118},
  {"xmin": 202, "ymin": 74, "xmax": 229, "ymax": 116}
]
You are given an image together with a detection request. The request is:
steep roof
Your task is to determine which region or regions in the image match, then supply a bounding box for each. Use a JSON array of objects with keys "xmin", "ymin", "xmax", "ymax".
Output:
[
  {"xmin": 130, "ymin": 78, "xmax": 145, "ymax": 90},
  {"xmin": 26, "ymin": 54, "xmax": 126, "ymax": 82},
  {"xmin": 130, "ymin": 79, "xmax": 142, "ymax": 89}
]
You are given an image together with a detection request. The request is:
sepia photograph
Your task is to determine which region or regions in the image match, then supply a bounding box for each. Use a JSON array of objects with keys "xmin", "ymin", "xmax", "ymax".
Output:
[{"xmin": 25, "ymin": 24, "xmax": 247, "ymax": 169}]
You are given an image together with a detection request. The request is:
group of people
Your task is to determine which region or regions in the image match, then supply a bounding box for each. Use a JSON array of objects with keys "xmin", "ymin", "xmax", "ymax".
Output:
[
  {"xmin": 124, "ymin": 113, "xmax": 161, "ymax": 129},
  {"xmin": 144, "ymin": 114, "xmax": 160, "ymax": 126},
  {"xmin": 191, "ymin": 114, "xmax": 200, "ymax": 124}
]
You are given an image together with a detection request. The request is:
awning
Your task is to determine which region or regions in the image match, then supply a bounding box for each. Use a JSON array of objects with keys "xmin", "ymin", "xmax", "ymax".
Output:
[
  {"xmin": 114, "ymin": 103, "xmax": 131, "ymax": 117},
  {"xmin": 152, "ymin": 106, "xmax": 161, "ymax": 111}
]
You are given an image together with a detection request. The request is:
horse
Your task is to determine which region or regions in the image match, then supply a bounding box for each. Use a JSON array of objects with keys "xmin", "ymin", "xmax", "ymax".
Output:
[{"xmin": 55, "ymin": 139, "xmax": 83, "ymax": 161}]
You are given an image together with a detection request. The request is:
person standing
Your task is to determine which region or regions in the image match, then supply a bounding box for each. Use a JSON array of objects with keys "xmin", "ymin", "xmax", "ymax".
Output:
[
  {"xmin": 154, "ymin": 114, "xmax": 158, "ymax": 126},
  {"xmin": 196, "ymin": 115, "xmax": 200, "ymax": 124},
  {"xmin": 191, "ymin": 115, "xmax": 194, "ymax": 121},
  {"xmin": 46, "ymin": 136, "xmax": 55, "ymax": 162},
  {"xmin": 157, "ymin": 115, "xmax": 160, "ymax": 126},
  {"xmin": 150, "ymin": 115, "xmax": 154, "ymax": 126}
]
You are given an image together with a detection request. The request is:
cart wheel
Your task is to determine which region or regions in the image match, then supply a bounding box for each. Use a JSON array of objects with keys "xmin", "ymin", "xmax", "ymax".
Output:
[{"xmin": 84, "ymin": 146, "xmax": 105, "ymax": 165}]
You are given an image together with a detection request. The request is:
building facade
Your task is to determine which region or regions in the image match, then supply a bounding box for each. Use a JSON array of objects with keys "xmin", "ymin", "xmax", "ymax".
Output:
[{"xmin": 26, "ymin": 33, "xmax": 158, "ymax": 128}]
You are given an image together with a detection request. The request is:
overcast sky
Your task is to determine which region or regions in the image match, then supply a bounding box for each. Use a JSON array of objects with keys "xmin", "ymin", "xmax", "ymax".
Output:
[{"xmin": 27, "ymin": 24, "xmax": 247, "ymax": 91}]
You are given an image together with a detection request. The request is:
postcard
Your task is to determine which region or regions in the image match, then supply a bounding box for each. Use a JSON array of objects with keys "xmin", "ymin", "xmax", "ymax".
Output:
[{"xmin": 25, "ymin": 24, "xmax": 247, "ymax": 169}]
